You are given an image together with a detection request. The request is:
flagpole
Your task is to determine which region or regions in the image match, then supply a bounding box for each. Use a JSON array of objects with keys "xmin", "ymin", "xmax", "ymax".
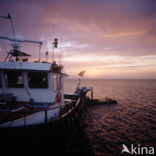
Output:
[
  {"xmin": 74, "ymin": 78, "xmax": 82, "ymax": 94},
  {"xmin": 74, "ymin": 70, "xmax": 85, "ymax": 94}
]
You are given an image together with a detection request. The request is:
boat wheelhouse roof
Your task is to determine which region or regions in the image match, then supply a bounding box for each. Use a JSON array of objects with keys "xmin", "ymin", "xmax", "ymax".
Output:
[
  {"xmin": 0, "ymin": 61, "xmax": 51, "ymax": 71},
  {"xmin": 0, "ymin": 61, "xmax": 68, "ymax": 75}
]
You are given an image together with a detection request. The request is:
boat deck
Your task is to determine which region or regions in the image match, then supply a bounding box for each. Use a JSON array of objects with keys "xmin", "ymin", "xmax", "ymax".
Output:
[{"xmin": 0, "ymin": 99, "xmax": 77, "ymax": 127}]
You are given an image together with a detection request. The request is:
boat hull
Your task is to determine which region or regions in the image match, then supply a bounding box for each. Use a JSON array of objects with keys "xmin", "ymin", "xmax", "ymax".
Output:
[{"xmin": 0, "ymin": 93, "xmax": 87, "ymax": 155}]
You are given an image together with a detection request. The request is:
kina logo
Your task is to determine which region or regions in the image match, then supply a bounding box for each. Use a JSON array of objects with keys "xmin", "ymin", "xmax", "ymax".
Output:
[
  {"xmin": 121, "ymin": 144, "xmax": 131, "ymax": 154},
  {"xmin": 121, "ymin": 144, "xmax": 155, "ymax": 155}
]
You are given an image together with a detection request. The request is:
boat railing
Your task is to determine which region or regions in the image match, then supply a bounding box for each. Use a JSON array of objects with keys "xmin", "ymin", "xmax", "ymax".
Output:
[{"xmin": 0, "ymin": 97, "xmax": 81, "ymax": 127}]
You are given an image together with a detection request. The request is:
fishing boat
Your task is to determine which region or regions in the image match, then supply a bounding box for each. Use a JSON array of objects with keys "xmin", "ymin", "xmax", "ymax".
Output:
[{"xmin": 0, "ymin": 14, "xmax": 91, "ymax": 128}]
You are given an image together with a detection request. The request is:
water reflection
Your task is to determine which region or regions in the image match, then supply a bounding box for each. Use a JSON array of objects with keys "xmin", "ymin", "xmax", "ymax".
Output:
[{"xmin": 65, "ymin": 79, "xmax": 156, "ymax": 156}]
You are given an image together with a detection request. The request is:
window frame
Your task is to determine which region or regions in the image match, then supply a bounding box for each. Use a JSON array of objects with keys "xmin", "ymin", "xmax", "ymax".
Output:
[
  {"xmin": 27, "ymin": 71, "xmax": 48, "ymax": 89},
  {"xmin": 4, "ymin": 70, "xmax": 24, "ymax": 88}
]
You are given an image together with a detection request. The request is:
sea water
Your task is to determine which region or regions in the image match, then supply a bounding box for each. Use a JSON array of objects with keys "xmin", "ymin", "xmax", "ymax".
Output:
[
  {"xmin": 1, "ymin": 79, "xmax": 156, "ymax": 156},
  {"xmin": 64, "ymin": 79, "xmax": 156, "ymax": 156}
]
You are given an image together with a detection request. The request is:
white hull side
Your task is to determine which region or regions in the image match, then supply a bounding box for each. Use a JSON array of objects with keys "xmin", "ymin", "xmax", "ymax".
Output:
[{"xmin": 0, "ymin": 107, "xmax": 60, "ymax": 127}]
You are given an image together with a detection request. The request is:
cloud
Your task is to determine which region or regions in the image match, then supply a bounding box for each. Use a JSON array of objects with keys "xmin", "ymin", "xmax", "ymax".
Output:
[{"xmin": 0, "ymin": 0, "xmax": 156, "ymax": 78}]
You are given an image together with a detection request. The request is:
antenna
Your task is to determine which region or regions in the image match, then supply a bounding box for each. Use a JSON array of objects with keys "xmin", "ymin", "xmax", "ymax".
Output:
[
  {"xmin": 52, "ymin": 38, "xmax": 58, "ymax": 63},
  {"xmin": 46, "ymin": 51, "xmax": 48, "ymax": 62}
]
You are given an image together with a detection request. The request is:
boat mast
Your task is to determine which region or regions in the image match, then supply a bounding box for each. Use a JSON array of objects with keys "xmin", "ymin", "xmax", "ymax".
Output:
[
  {"xmin": 52, "ymin": 38, "xmax": 58, "ymax": 63},
  {"xmin": 0, "ymin": 13, "xmax": 42, "ymax": 62}
]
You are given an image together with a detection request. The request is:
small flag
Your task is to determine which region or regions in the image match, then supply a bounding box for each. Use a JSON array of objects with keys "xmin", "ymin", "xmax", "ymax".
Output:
[{"xmin": 78, "ymin": 70, "xmax": 85, "ymax": 77}]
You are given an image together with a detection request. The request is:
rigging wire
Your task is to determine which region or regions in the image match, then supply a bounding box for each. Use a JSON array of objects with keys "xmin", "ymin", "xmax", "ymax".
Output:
[
  {"xmin": 7, "ymin": 14, "xmax": 31, "ymax": 99},
  {"xmin": 0, "ymin": 39, "xmax": 8, "ymax": 61},
  {"xmin": 8, "ymin": 14, "xmax": 16, "ymax": 41},
  {"xmin": 0, "ymin": 14, "xmax": 16, "ymax": 41},
  {"xmin": 8, "ymin": 13, "xmax": 22, "ymax": 61},
  {"xmin": 0, "ymin": 14, "xmax": 10, "ymax": 57},
  {"xmin": 0, "ymin": 39, "xmax": 8, "ymax": 54},
  {"xmin": 10, "ymin": 14, "xmax": 31, "ymax": 99}
]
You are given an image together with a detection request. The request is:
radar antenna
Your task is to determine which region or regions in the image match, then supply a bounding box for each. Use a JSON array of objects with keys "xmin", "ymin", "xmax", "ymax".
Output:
[{"xmin": 0, "ymin": 36, "xmax": 42, "ymax": 62}]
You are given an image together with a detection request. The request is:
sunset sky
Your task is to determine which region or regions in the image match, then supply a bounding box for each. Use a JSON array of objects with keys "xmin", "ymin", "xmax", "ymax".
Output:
[{"xmin": 0, "ymin": 0, "xmax": 156, "ymax": 79}]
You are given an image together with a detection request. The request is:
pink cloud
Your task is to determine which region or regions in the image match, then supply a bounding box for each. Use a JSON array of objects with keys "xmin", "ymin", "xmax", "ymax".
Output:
[{"xmin": 0, "ymin": 0, "xmax": 156, "ymax": 78}]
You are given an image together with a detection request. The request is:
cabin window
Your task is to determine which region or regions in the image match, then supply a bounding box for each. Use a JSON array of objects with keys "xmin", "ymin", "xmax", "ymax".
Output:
[
  {"xmin": 4, "ymin": 71, "xmax": 24, "ymax": 88},
  {"xmin": 28, "ymin": 72, "xmax": 48, "ymax": 88},
  {"xmin": 53, "ymin": 74, "xmax": 58, "ymax": 91}
]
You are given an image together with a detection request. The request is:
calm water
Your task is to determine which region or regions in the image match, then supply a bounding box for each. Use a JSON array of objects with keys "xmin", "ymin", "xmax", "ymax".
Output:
[
  {"xmin": 64, "ymin": 79, "xmax": 156, "ymax": 156},
  {"xmin": 1, "ymin": 79, "xmax": 156, "ymax": 156}
]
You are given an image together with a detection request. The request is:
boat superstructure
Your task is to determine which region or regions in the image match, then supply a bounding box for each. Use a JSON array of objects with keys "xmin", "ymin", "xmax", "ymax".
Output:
[
  {"xmin": 0, "ymin": 14, "xmax": 91, "ymax": 128},
  {"xmin": 0, "ymin": 61, "xmax": 66, "ymax": 103}
]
